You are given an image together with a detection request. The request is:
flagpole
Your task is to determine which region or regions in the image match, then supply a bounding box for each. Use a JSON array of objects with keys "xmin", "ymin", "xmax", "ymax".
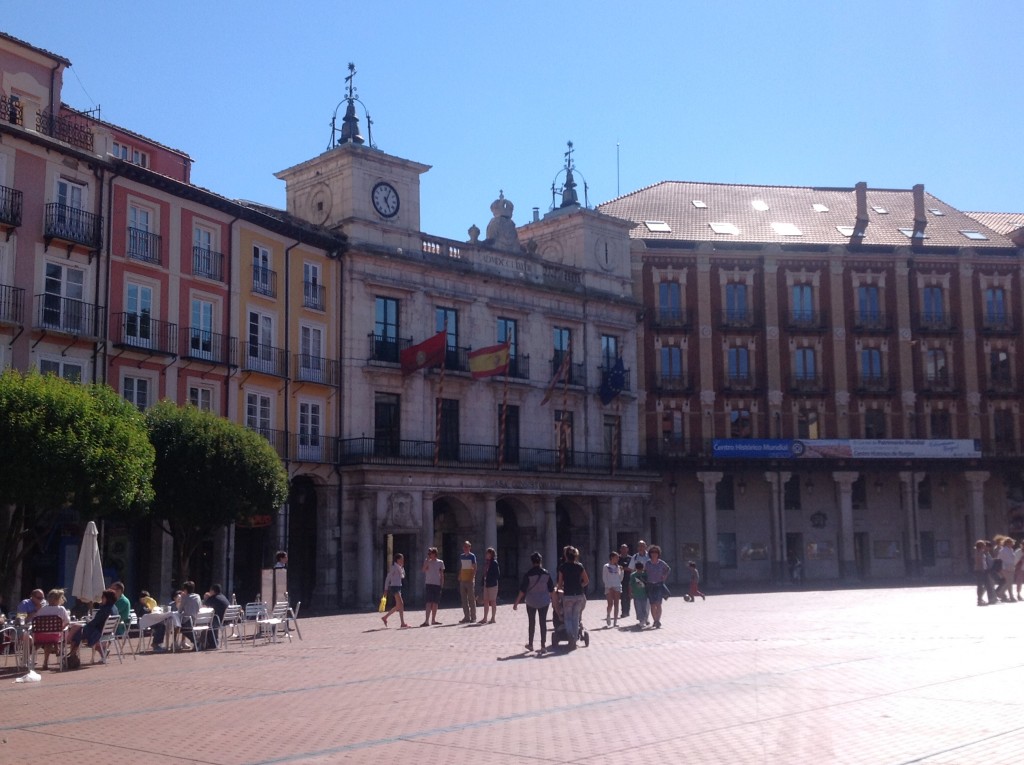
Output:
[
  {"xmin": 497, "ymin": 364, "xmax": 510, "ymax": 470},
  {"xmin": 433, "ymin": 325, "xmax": 448, "ymax": 468},
  {"xmin": 559, "ymin": 337, "xmax": 572, "ymax": 472},
  {"xmin": 612, "ymin": 399, "xmax": 621, "ymax": 476}
]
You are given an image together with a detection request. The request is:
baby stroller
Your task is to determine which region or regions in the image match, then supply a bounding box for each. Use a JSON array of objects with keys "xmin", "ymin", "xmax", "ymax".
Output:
[{"xmin": 549, "ymin": 590, "xmax": 589, "ymax": 649}]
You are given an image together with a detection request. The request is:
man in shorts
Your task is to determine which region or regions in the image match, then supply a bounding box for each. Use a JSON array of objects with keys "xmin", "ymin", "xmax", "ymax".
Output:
[
  {"xmin": 421, "ymin": 547, "xmax": 445, "ymax": 626},
  {"xmin": 458, "ymin": 541, "xmax": 477, "ymax": 623}
]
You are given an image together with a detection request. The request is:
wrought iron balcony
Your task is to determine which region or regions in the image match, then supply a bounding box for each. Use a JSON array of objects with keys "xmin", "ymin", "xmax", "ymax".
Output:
[
  {"xmin": 251, "ymin": 267, "xmax": 277, "ymax": 298},
  {"xmin": 34, "ymin": 294, "xmax": 98, "ymax": 337},
  {"xmin": 2, "ymin": 93, "xmax": 24, "ymax": 126},
  {"xmin": 126, "ymin": 227, "xmax": 162, "ymax": 265},
  {"xmin": 192, "ymin": 247, "xmax": 224, "ymax": 282},
  {"xmin": 36, "ymin": 109, "xmax": 94, "ymax": 151},
  {"xmin": 367, "ymin": 333, "xmax": 411, "ymax": 364},
  {"xmin": 789, "ymin": 373, "xmax": 826, "ymax": 394},
  {"xmin": 922, "ymin": 369, "xmax": 955, "ymax": 392},
  {"xmin": 981, "ymin": 313, "xmax": 1014, "ymax": 334},
  {"xmin": 0, "ymin": 184, "xmax": 23, "ymax": 228},
  {"xmin": 720, "ymin": 308, "xmax": 759, "ymax": 330},
  {"xmin": 723, "ymin": 372, "xmax": 756, "ymax": 392},
  {"xmin": 111, "ymin": 312, "xmax": 178, "ymax": 355},
  {"xmin": 290, "ymin": 432, "xmax": 337, "ymax": 464},
  {"xmin": 598, "ymin": 364, "xmax": 632, "ymax": 392},
  {"xmin": 180, "ymin": 328, "xmax": 235, "ymax": 366},
  {"xmin": 549, "ymin": 355, "xmax": 586, "ymax": 387},
  {"xmin": 303, "ymin": 281, "xmax": 325, "ymax": 311},
  {"xmin": 294, "ymin": 353, "xmax": 340, "ymax": 385},
  {"xmin": 437, "ymin": 344, "xmax": 470, "ymax": 373},
  {"xmin": 240, "ymin": 342, "xmax": 288, "ymax": 376},
  {"xmin": 856, "ymin": 374, "xmax": 891, "ymax": 393},
  {"xmin": 44, "ymin": 203, "xmax": 102, "ymax": 250},
  {"xmin": 248, "ymin": 427, "xmax": 288, "ymax": 459},
  {"xmin": 916, "ymin": 312, "xmax": 956, "ymax": 333},
  {"xmin": 653, "ymin": 307, "xmax": 693, "ymax": 330},
  {"xmin": 506, "ymin": 353, "xmax": 529, "ymax": 380},
  {"xmin": 851, "ymin": 311, "xmax": 891, "ymax": 332},
  {"xmin": 0, "ymin": 284, "xmax": 24, "ymax": 324},
  {"xmin": 656, "ymin": 373, "xmax": 689, "ymax": 394},
  {"xmin": 987, "ymin": 372, "xmax": 1015, "ymax": 394},
  {"xmin": 786, "ymin": 310, "xmax": 827, "ymax": 332}
]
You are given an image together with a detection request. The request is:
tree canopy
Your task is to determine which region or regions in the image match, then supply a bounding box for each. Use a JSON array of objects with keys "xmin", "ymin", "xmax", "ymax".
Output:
[
  {"xmin": 145, "ymin": 401, "xmax": 288, "ymax": 579},
  {"xmin": 0, "ymin": 370, "xmax": 155, "ymax": 601}
]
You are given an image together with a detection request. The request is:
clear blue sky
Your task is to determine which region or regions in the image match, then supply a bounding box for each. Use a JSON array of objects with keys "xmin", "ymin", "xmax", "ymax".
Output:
[{"xmin": 5, "ymin": 1, "xmax": 1021, "ymax": 240}]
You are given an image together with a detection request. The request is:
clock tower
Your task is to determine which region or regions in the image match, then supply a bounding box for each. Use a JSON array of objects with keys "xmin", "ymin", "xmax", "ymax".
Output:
[{"xmin": 275, "ymin": 64, "xmax": 430, "ymax": 243}]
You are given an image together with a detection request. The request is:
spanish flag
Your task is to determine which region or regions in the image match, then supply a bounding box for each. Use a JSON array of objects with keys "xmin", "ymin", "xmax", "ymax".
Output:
[{"xmin": 468, "ymin": 341, "xmax": 510, "ymax": 379}]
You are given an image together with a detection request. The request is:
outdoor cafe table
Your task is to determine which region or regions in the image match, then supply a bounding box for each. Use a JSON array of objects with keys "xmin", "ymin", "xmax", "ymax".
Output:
[{"xmin": 135, "ymin": 610, "xmax": 179, "ymax": 654}]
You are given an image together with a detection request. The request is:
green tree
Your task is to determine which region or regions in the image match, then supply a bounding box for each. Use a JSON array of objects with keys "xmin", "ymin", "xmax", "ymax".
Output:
[
  {"xmin": 0, "ymin": 370, "xmax": 155, "ymax": 602},
  {"xmin": 145, "ymin": 400, "xmax": 288, "ymax": 580}
]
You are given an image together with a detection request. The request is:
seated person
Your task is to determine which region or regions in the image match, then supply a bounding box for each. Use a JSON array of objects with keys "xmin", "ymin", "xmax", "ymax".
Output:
[
  {"xmin": 177, "ymin": 581, "xmax": 203, "ymax": 651},
  {"xmin": 67, "ymin": 589, "xmax": 117, "ymax": 662},
  {"xmin": 137, "ymin": 591, "xmax": 158, "ymax": 615},
  {"xmin": 136, "ymin": 590, "xmax": 169, "ymax": 653},
  {"xmin": 203, "ymin": 584, "xmax": 230, "ymax": 648},
  {"xmin": 110, "ymin": 581, "xmax": 131, "ymax": 636},
  {"xmin": 17, "ymin": 589, "xmax": 45, "ymax": 622},
  {"xmin": 33, "ymin": 588, "xmax": 71, "ymax": 670}
]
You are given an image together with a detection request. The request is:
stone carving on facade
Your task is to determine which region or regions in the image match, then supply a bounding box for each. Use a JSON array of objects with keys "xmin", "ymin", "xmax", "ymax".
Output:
[
  {"xmin": 385, "ymin": 491, "xmax": 418, "ymax": 528},
  {"xmin": 482, "ymin": 191, "xmax": 522, "ymax": 252},
  {"xmin": 617, "ymin": 498, "xmax": 641, "ymax": 528}
]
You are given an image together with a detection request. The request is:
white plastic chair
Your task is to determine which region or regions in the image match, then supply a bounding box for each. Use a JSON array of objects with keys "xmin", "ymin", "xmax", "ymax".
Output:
[
  {"xmin": 93, "ymin": 615, "xmax": 123, "ymax": 664},
  {"xmin": 215, "ymin": 604, "xmax": 244, "ymax": 649},
  {"xmin": 254, "ymin": 601, "xmax": 290, "ymax": 644}
]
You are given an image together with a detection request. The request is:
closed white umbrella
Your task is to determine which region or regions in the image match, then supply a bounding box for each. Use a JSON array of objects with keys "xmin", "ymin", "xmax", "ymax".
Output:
[{"xmin": 72, "ymin": 521, "xmax": 105, "ymax": 604}]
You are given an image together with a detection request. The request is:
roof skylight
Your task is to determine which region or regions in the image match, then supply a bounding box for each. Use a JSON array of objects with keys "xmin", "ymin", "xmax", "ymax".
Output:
[
  {"xmin": 898, "ymin": 228, "xmax": 928, "ymax": 239},
  {"xmin": 771, "ymin": 222, "xmax": 802, "ymax": 236},
  {"xmin": 812, "ymin": 203, "xmax": 830, "ymax": 213},
  {"xmin": 960, "ymin": 230, "xmax": 989, "ymax": 241},
  {"xmin": 836, "ymin": 225, "xmax": 856, "ymax": 236},
  {"xmin": 928, "ymin": 208, "xmax": 944, "ymax": 216},
  {"xmin": 872, "ymin": 206, "xmax": 889, "ymax": 214},
  {"xmin": 692, "ymin": 200, "xmax": 707, "ymax": 208},
  {"xmin": 643, "ymin": 220, "xmax": 672, "ymax": 233},
  {"xmin": 708, "ymin": 222, "xmax": 739, "ymax": 235},
  {"xmin": 752, "ymin": 200, "xmax": 770, "ymax": 212}
]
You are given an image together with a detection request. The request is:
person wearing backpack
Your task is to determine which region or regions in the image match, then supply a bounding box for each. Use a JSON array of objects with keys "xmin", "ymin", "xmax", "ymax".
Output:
[{"xmin": 512, "ymin": 551, "xmax": 554, "ymax": 653}]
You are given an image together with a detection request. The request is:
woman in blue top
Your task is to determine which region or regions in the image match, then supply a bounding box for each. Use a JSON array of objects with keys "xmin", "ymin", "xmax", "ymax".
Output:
[{"xmin": 479, "ymin": 547, "xmax": 500, "ymax": 624}]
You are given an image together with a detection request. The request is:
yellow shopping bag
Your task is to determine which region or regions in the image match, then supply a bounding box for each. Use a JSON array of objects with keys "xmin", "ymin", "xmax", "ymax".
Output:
[{"xmin": 378, "ymin": 594, "xmax": 387, "ymax": 613}]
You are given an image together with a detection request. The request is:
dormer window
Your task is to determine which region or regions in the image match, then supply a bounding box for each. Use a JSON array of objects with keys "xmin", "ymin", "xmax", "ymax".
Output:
[{"xmin": 112, "ymin": 141, "xmax": 148, "ymax": 168}]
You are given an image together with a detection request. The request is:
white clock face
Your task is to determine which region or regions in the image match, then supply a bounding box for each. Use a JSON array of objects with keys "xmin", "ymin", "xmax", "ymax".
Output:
[{"xmin": 371, "ymin": 182, "xmax": 400, "ymax": 218}]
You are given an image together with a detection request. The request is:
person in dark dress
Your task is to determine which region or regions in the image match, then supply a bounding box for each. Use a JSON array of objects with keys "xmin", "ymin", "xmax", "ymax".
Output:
[
  {"xmin": 204, "ymin": 584, "xmax": 231, "ymax": 648},
  {"xmin": 67, "ymin": 589, "xmax": 116, "ymax": 662}
]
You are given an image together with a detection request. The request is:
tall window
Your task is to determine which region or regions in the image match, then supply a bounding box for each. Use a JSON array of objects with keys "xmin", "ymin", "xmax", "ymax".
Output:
[
  {"xmin": 298, "ymin": 401, "xmax": 322, "ymax": 459},
  {"xmin": 374, "ymin": 296, "xmax": 399, "ymax": 362},
  {"xmin": 300, "ymin": 325, "xmax": 323, "ymax": 380},
  {"xmin": 784, "ymin": 475, "xmax": 802, "ymax": 510},
  {"xmin": 248, "ymin": 311, "xmax": 274, "ymax": 371},
  {"xmin": 727, "ymin": 346, "xmax": 749, "ymax": 381},
  {"xmin": 864, "ymin": 409, "xmax": 886, "ymax": 438},
  {"xmin": 718, "ymin": 533, "xmax": 738, "ymax": 568},
  {"xmin": 861, "ymin": 348, "xmax": 882, "ymax": 381},
  {"xmin": 925, "ymin": 348, "xmax": 948, "ymax": 384},
  {"xmin": 39, "ymin": 359, "xmax": 83, "ymax": 382},
  {"xmin": 253, "ymin": 245, "xmax": 272, "ymax": 295},
  {"xmin": 553, "ymin": 326, "xmax": 571, "ymax": 370},
  {"xmin": 499, "ymin": 404, "xmax": 520, "ymax": 464},
  {"xmin": 438, "ymin": 398, "xmax": 460, "ymax": 461},
  {"xmin": 128, "ymin": 204, "xmax": 154, "ymax": 262},
  {"xmin": 193, "ymin": 225, "xmax": 218, "ymax": 279},
  {"xmin": 435, "ymin": 307, "xmax": 458, "ymax": 368},
  {"xmin": 730, "ymin": 409, "xmax": 752, "ymax": 438},
  {"xmin": 497, "ymin": 317, "xmax": 519, "ymax": 376},
  {"xmin": 791, "ymin": 284, "xmax": 813, "ymax": 322},
  {"xmin": 929, "ymin": 410, "xmax": 951, "ymax": 438},
  {"xmin": 794, "ymin": 347, "xmax": 815, "ymax": 380},
  {"xmin": 56, "ymin": 178, "xmax": 85, "ymax": 210},
  {"xmin": 190, "ymin": 298, "xmax": 213, "ymax": 358},
  {"xmin": 797, "ymin": 409, "xmax": 820, "ymax": 439},
  {"xmin": 601, "ymin": 334, "xmax": 619, "ymax": 369},
  {"xmin": 124, "ymin": 283, "xmax": 152, "ymax": 347},
  {"xmin": 994, "ymin": 412, "xmax": 1015, "ymax": 451},
  {"xmin": 303, "ymin": 262, "xmax": 323, "ymax": 310},
  {"xmin": 374, "ymin": 393, "xmax": 400, "ymax": 456},
  {"xmin": 985, "ymin": 287, "xmax": 1007, "ymax": 326},
  {"xmin": 122, "ymin": 376, "xmax": 149, "ymax": 411},
  {"xmin": 922, "ymin": 286, "xmax": 944, "ymax": 322},
  {"xmin": 660, "ymin": 346, "xmax": 683, "ymax": 389},
  {"xmin": 659, "ymin": 281, "xmax": 682, "ymax": 323},
  {"xmin": 554, "ymin": 410, "xmax": 574, "ymax": 465},
  {"xmin": 246, "ymin": 392, "xmax": 271, "ymax": 435},
  {"xmin": 189, "ymin": 385, "xmax": 213, "ymax": 412},
  {"xmin": 725, "ymin": 282, "xmax": 748, "ymax": 321},
  {"xmin": 857, "ymin": 284, "xmax": 881, "ymax": 323},
  {"xmin": 990, "ymin": 349, "xmax": 1011, "ymax": 386},
  {"xmin": 43, "ymin": 262, "xmax": 85, "ymax": 333},
  {"xmin": 603, "ymin": 415, "xmax": 622, "ymax": 467}
]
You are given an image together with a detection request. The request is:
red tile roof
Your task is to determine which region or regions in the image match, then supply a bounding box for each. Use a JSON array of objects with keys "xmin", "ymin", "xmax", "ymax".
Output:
[{"xmin": 963, "ymin": 211, "xmax": 1024, "ymax": 237}]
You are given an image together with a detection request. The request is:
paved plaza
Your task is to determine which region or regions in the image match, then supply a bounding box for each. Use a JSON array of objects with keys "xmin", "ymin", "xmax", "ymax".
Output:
[{"xmin": 2, "ymin": 585, "xmax": 1020, "ymax": 764}]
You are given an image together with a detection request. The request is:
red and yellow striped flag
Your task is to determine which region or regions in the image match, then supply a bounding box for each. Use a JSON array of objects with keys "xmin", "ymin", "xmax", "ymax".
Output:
[{"xmin": 468, "ymin": 342, "xmax": 510, "ymax": 379}]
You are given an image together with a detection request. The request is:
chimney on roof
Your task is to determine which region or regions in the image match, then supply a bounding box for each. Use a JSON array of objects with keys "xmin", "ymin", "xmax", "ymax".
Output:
[
  {"xmin": 852, "ymin": 181, "xmax": 869, "ymax": 239},
  {"xmin": 912, "ymin": 184, "xmax": 927, "ymax": 240}
]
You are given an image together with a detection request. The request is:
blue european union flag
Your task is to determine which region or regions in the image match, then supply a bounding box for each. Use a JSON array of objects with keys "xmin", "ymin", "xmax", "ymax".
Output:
[{"xmin": 599, "ymin": 357, "xmax": 626, "ymax": 405}]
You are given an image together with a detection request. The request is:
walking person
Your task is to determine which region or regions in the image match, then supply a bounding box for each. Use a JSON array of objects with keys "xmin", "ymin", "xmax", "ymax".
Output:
[
  {"xmin": 512, "ymin": 552, "xmax": 554, "ymax": 652},
  {"xmin": 686, "ymin": 561, "xmax": 706, "ymax": 601},
  {"xmin": 421, "ymin": 547, "xmax": 445, "ymax": 626},
  {"xmin": 479, "ymin": 547, "xmax": 500, "ymax": 624},
  {"xmin": 974, "ymin": 540, "xmax": 995, "ymax": 606},
  {"xmin": 997, "ymin": 536, "xmax": 1017, "ymax": 601},
  {"xmin": 630, "ymin": 561, "xmax": 649, "ymax": 629},
  {"xmin": 381, "ymin": 553, "xmax": 410, "ymax": 628},
  {"xmin": 618, "ymin": 543, "xmax": 632, "ymax": 617},
  {"xmin": 645, "ymin": 545, "xmax": 671, "ymax": 628},
  {"xmin": 602, "ymin": 551, "xmax": 622, "ymax": 627},
  {"xmin": 556, "ymin": 546, "xmax": 589, "ymax": 650},
  {"xmin": 458, "ymin": 541, "xmax": 477, "ymax": 623}
]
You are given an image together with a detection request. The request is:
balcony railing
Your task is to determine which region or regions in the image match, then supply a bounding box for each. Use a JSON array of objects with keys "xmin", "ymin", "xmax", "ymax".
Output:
[
  {"xmin": 981, "ymin": 313, "xmax": 1014, "ymax": 334},
  {"xmin": 720, "ymin": 308, "xmax": 759, "ymax": 330},
  {"xmin": 723, "ymin": 372, "xmax": 756, "ymax": 391},
  {"xmin": 192, "ymin": 247, "xmax": 224, "ymax": 282},
  {"xmin": 34, "ymin": 294, "xmax": 98, "ymax": 337},
  {"xmin": 126, "ymin": 227, "xmax": 162, "ymax": 265},
  {"xmin": 653, "ymin": 307, "xmax": 693, "ymax": 330},
  {"xmin": 789, "ymin": 374, "xmax": 825, "ymax": 394},
  {"xmin": 110, "ymin": 312, "xmax": 178, "ymax": 355},
  {"xmin": 36, "ymin": 109, "xmax": 94, "ymax": 151},
  {"xmin": 2, "ymin": 93, "xmax": 24, "ymax": 126},
  {"xmin": 599, "ymin": 364, "xmax": 632, "ymax": 392},
  {"xmin": 290, "ymin": 432, "xmax": 336, "ymax": 464},
  {"xmin": 916, "ymin": 312, "xmax": 956, "ymax": 333},
  {"xmin": 922, "ymin": 370, "xmax": 955, "ymax": 392},
  {"xmin": 303, "ymin": 281, "xmax": 325, "ymax": 311},
  {"xmin": 252, "ymin": 267, "xmax": 277, "ymax": 298},
  {"xmin": 240, "ymin": 342, "xmax": 288, "ymax": 376},
  {"xmin": 294, "ymin": 353, "xmax": 340, "ymax": 385},
  {"xmin": 656, "ymin": 373, "xmax": 689, "ymax": 394},
  {"xmin": 506, "ymin": 353, "xmax": 529, "ymax": 380},
  {"xmin": 549, "ymin": 356, "xmax": 586, "ymax": 387},
  {"xmin": 437, "ymin": 345, "xmax": 470, "ymax": 373},
  {"xmin": 0, "ymin": 284, "xmax": 24, "ymax": 324},
  {"xmin": 786, "ymin": 310, "xmax": 827, "ymax": 332},
  {"xmin": 987, "ymin": 373, "xmax": 1015, "ymax": 394},
  {"xmin": 368, "ymin": 333, "xmax": 411, "ymax": 364},
  {"xmin": 851, "ymin": 311, "xmax": 891, "ymax": 332},
  {"xmin": 180, "ymin": 328, "xmax": 235, "ymax": 366},
  {"xmin": 248, "ymin": 427, "xmax": 288, "ymax": 459},
  {"xmin": 0, "ymin": 184, "xmax": 23, "ymax": 228},
  {"xmin": 44, "ymin": 203, "xmax": 102, "ymax": 250},
  {"xmin": 856, "ymin": 374, "xmax": 891, "ymax": 393},
  {"xmin": 338, "ymin": 436, "xmax": 647, "ymax": 473}
]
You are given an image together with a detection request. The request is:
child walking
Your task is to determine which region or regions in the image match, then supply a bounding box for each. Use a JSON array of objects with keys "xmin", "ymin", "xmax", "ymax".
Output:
[
  {"xmin": 630, "ymin": 560, "xmax": 649, "ymax": 628},
  {"xmin": 602, "ymin": 551, "xmax": 622, "ymax": 627},
  {"xmin": 686, "ymin": 560, "xmax": 706, "ymax": 601}
]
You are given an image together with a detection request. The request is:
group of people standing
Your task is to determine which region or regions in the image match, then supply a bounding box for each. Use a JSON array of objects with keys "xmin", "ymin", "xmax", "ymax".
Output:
[{"xmin": 973, "ymin": 535, "xmax": 1024, "ymax": 606}]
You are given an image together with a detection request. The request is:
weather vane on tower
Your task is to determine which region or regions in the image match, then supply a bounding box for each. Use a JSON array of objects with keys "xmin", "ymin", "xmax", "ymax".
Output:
[{"xmin": 328, "ymin": 62, "xmax": 376, "ymax": 150}]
